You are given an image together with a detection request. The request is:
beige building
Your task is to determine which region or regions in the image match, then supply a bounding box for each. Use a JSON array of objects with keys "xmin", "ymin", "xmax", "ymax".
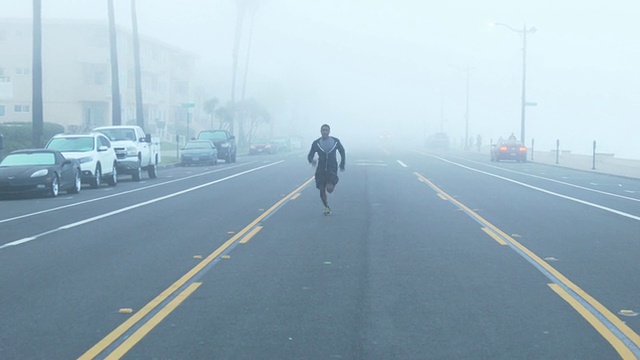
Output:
[{"xmin": 0, "ymin": 18, "xmax": 197, "ymax": 135}]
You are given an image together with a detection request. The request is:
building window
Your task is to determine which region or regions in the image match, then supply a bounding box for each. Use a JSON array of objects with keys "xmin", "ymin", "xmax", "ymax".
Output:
[
  {"xmin": 0, "ymin": 76, "xmax": 10, "ymax": 82},
  {"xmin": 0, "ymin": 105, "xmax": 5, "ymax": 117},
  {"xmin": 0, "ymin": 68, "xmax": 4, "ymax": 76},
  {"xmin": 16, "ymin": 67, "xmax": 31, "ymax": 75},
  {"xmin": 14, "ymin": 104, "xmax": 30, "ymax": 113}
]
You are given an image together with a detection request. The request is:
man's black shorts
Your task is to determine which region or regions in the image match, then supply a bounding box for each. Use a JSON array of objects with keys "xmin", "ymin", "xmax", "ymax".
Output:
[{"xmin": 315, "ymin": 169, "xmax": 339, "ymax": 189}]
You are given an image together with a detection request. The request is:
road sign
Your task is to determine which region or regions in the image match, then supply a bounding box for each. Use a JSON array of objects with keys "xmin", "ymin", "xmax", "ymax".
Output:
[
  {"xmin": 181, "ymin": 102, "xmax": 196, "ymax": 108},
  {"xmin": 525, "ymin": 101, "xmax": 537, "ymax": 106}
]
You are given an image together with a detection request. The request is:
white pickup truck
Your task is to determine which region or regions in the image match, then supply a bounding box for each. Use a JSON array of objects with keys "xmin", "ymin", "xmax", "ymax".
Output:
[{"xmin": 93, "ymin": 125, "xmax": 161, "ymax": 181}]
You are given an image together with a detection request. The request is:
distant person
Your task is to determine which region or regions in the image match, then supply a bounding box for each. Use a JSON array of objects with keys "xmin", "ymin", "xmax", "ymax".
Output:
[
  {"xmin": 307, "ymin": 124, "xmax": 346, "ymax": 215},
  {"xmin": 508, "ymin": 132, "xmax": 517, "ymax": 140},
  {"xmin": 476, "ymin": 134, "xmax": 482, "ymax": 152}
]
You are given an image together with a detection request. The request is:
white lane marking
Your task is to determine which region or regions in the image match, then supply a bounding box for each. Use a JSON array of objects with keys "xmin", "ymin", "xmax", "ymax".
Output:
[
  {"xmin": 418, "ymin": 153, "xmax": 640, "ymax": 222},
  {"xmin": 434, "ymin": 153, "xmax": 640, "ymax": 203},
  {"xmin": 0, "ymin": 162, "xmax": 282, "ymax": 250},
  {"xmin": 355, "ymin": 163, "xmax": 388, "ymax": 166},
  {"xmin": 0, "ymin": 162, "xmax": 258, "ymax": 225},
  {"xmin": 396, "ymin": 160, "xmax": 408, "ymax": 168}
]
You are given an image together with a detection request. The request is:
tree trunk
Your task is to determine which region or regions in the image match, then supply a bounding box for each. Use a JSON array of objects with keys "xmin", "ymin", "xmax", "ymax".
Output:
[
  {"xmin": 131, "ymin": 0, "xmax": 145, "ymax": 130},
  {"xmin": 31, "ymin": 0, "xmax": 44, "ymax": 147},
  {"xmin": 108, "ymin": 0, "xmax": 122, "ymax": 125}
]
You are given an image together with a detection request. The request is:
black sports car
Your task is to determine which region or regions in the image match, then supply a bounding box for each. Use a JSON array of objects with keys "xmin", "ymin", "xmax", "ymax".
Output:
[{"xmin": 0, "ymin": 149, "xmax": 82, "ymax": 198}]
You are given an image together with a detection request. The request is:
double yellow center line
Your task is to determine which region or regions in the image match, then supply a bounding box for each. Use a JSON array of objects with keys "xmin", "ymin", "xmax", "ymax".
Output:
[
  {"xmin": 415, "ymin": 172, "xmax": 640, "ymax": 359},
  {"xmin": 79, "ymin": 177, "xmax": 314, "ymax": 359}
]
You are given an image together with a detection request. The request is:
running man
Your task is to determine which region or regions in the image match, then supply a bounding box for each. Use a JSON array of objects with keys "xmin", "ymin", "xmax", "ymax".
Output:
[{"xmin": 307, "ymin": 124, "xmax": 346, "ymax": 215}]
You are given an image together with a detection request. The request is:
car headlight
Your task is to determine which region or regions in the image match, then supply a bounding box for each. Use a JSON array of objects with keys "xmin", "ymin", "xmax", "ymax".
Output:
[
  {"xmin": 126, "ymin": 146, "xmax": 138, "ymax": 156},
  {"xmin": 31, "ymin": 169, "xmax": 49, "ymax": 178},
  {"xmin": 220, "ymin": 142, "xmax": 229, "ymax": 148},
  {"xmin": 78, "ymin": 156, "xmax": 94, "ymax": 164}
]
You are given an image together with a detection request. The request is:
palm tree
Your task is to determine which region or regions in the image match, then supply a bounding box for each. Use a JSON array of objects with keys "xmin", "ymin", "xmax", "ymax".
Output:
[
  {"xmin": 31, "ymin": 0, "xmax": 44, "ymax": 147},
  {"xmin": 131, "ymin": 0, "xmax": 144, "ymax": 129},
  {"xmin": 108, "ymin": 0, "xmax": 122, "ymax": 125},
  {"xmin": 203, "ymin": 98, "xmax": 219, "ymax": 129}
]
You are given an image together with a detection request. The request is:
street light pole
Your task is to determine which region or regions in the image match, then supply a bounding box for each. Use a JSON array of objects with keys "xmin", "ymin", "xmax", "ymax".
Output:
[{"xmin": 490, "ymin": 22, "xmax": 536, "ymax": 143}]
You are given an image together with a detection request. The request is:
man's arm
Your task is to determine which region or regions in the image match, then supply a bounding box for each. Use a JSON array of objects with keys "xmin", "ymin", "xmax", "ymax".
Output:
[
  {"xmin": 307, "ymin": 141, "xmax": 316, "ymax": 164},
  {"xmin": 338, "ymin": 141, "xmax": 346, "ymax": 171}
]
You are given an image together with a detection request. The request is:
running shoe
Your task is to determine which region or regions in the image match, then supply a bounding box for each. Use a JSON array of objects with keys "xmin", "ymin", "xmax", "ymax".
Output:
[{"xmin": 324, "ymin": 205, "xmax": 331, "ymax": 216}]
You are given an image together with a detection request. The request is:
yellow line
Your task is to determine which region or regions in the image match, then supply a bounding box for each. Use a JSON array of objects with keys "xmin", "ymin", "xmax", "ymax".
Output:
[
  {"xmin": 79, "ymin": 177, "xmax": 314, "ymax": 359},
  {"xmin": 481, "ymin": 227, "xmax": 508, "ymax": 245},
  {"xmin": 105, "ymin": 282, "xmax": 202, "ymax": 360},
  {"xmin": 240, "ymin": 226, "xmax": 263, "ymax": 244},
  {"xmin": 414, "ymin": 172, "xmax": 640, "ymax": 350},
  {"xmin": 291, "ymin": 193, "xmax": 301, "ymax": 200},
  {"xmin": 548, "ymin": 284, "xmax": 635, "ymax": 359},
  {"xmin": 437, "ymin": 193, "xmax": 448, "ymax": 200}
]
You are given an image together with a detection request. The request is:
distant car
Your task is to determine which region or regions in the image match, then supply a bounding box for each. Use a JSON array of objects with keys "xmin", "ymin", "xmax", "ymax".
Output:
[
  {"xmin": 45, "ymin": 132, "xmax": 118, "ymax": 188},
  {"xmin": 425, "ymin": 132, "xmax": 450, "ymax": 149},
  {"xmin": 249, "ymin": 139, "xmax": 276, "ymax": 155},
  {"xmin": 196, "ymin": 130, "xmax": 237, "ymax": 163},
  {"xmin": 181, "ymin": 140, "xmax": 218, "ymax": 166},
  {"xmin": 491, "ymin": 139, "xmax": 527, "ymax": 162},
  {"xmin": 0, "ymin": 149, "xmax": 81, "ymax": 198},
  {"xmin": 271, "ymin": 137, "xmax": 291, "ymax": 152}
]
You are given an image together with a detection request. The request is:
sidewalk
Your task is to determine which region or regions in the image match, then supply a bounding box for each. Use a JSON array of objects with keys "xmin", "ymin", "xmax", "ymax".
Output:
[{"xmin": 529, "ymin": 150, "xmax": 640, "ymax": 180}]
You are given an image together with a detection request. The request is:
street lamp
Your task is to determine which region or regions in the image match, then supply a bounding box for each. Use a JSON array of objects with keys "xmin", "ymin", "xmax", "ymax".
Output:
[{"xmin": 490, "ymin": 22, "xmax": 536, "ymax": 144}]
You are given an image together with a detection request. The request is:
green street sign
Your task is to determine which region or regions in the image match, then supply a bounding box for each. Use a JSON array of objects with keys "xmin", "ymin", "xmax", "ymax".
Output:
[{"xmin": 181, "ymin": 102, "xmax": 196, "ymax": 108}]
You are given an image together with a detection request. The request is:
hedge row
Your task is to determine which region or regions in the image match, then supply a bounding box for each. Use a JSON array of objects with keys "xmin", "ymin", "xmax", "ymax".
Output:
[{"xmin": 0, "ymin": 122, "xmax": 65, "ymax": 154}]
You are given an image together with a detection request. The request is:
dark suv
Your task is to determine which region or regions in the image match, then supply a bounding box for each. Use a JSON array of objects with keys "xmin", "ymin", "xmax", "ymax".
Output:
[{"xmin": 196, "ymin": 130, "xmax": 237, "ymax": 163}]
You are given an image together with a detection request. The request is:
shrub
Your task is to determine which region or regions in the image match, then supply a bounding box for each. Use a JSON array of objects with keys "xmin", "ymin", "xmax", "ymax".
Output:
[{"xmin": 0, "ymin": 122, "xmax": 65, "ymax": 154}]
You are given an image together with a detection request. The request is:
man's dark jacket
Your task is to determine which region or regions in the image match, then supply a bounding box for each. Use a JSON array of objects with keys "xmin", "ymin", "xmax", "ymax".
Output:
[{"xmin": 307, "ymin": 136, "xmax": 346, "ymax": 173}]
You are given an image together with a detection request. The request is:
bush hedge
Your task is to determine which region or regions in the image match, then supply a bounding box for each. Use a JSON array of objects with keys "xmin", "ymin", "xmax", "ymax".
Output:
[{"xmin": 0, "ymin": 122, "xmax": 65, "ymax": 154}]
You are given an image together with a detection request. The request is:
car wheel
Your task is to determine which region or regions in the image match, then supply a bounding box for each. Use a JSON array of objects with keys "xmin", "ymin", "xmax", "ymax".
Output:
[
  {"xmin": 226, "ymin": 152, "xmax": 232, "ymax": 163},
  {"xmin": 107, "ymin": 163, "xmax": 117, "ymax": 186},
  {"xmin": 48, "ymin": 174, "xmax": 60, "ymax": 197},
  {"xmin": 148, "ymin": 163, "xmax": 157, "ymax": 179},
  {"xmin": 90, "ymin": 166, "xmax": 102, "ymax": 189},
  {"xmin": 68, "ymin": 169, "xmax": 81, "ymax": 194},
  {"xmin": 132, "ymin": 161, "xmax": 142, "ymax": 181}
]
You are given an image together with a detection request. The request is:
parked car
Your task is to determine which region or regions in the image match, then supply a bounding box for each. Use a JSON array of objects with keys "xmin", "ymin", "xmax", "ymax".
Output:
[
  {"xmin": 93, "ymin": 125, "xmax": 160, "ymax": 181},
  {"xmin": 0, "ymin": 149, "xmax": 81, "ymax": 198},
  {"xmin": 45, "ymin": 132, "xmax": 118, "ymax": 188},
  {"xmin": 491, "ymin": 139, "xmax": 527, "ymax": 162},
  {"xmin": 249, "ymin": 139, "xmax": 276, "ymax": 155},
  {"xmin": 180, "ymin": 140, "xmax": 218, "ymax": 166},
  {"xmin": 196, "ymin": 130, "xmax": 237, "ymax": 163}
]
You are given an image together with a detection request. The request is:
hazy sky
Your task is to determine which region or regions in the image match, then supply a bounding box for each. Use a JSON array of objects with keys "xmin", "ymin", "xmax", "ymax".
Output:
[{"xmin": 5, "ymin": 0, "xmax": 640, "ymax": 157}]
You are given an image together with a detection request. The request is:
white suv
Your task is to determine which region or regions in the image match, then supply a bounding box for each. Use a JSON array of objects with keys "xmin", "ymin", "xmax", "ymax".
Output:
[{"xmin": 45, "ymin": 132, "xmax": 118, "ymax": 188}]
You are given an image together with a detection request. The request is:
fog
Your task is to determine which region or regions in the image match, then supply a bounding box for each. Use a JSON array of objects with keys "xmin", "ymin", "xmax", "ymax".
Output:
[{"xmin": 6, "ymin": 0, "xmax": 640, "ymax": 158}]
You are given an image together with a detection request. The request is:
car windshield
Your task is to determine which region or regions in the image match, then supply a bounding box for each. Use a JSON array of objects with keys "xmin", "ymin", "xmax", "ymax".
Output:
[
  {"xmin": 46, "ymin": 137, "xmax": 95, "ymax": 152},
  {"xmin": 97, "ymin": 129, "xmax": 136, "ymax": 141},
  {"xmin": 184, "ymin": 142, "xmax": 211, "ymax": 149},
  {"xmin": 0, "ymin": 152, "xmax": 56, "ymax": 166},
  {"xmin": 198, "ymin": 131, "xmax": 227, "ymax": 141}
]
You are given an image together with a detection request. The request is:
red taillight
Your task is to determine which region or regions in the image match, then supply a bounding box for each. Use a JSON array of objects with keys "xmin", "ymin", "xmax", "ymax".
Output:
[{"xmin": 519, "ymin": 147, "xmax": 527, "ymax": 152}]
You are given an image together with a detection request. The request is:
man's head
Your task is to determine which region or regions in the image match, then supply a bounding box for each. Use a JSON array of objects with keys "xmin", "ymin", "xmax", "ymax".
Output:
[{"xmin": 320, "ymin": 124, "xmax": 330, "ymax": 139}]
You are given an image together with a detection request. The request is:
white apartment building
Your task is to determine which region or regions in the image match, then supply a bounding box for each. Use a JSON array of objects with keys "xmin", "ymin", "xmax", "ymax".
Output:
[{"xmin": 0, "ymin": 18, "xmax": 197, "ymax": 134}]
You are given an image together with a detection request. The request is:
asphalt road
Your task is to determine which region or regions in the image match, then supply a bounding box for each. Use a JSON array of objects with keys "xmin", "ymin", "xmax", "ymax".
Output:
[{"xmin": 1, "ymin": 146, "xmax": 639, "ymax": 359}]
